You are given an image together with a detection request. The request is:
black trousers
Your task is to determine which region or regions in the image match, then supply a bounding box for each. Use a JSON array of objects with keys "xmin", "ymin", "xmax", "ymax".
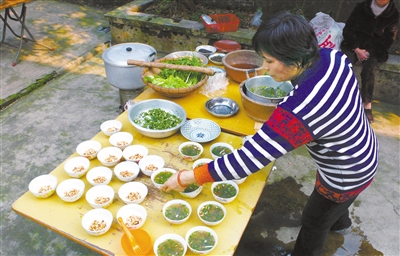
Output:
[
  {"xmin": 292, "ymin": 188, "xmax": 356, "ymax": 256},
  {"xmin": 341, "ymin": 47, "xmax": 380, "ymax": 104}
]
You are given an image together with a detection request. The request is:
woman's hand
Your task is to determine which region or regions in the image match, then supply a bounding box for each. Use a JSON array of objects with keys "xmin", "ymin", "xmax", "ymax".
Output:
[
  {"xmin": 354, "ymin": 48, "xmax": 369, "ymax": 62},
  {"xmin": 160, "ymin": 169, "xmax": 196, "ymax": 192}
]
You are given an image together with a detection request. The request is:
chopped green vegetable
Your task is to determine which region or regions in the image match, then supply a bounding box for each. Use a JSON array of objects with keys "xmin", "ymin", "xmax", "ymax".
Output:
[
  {"xmin": 133, "ymin": 108, "xmax": 182, "ymax": 130},
  {"xmin": 199, "ymin": 204, "xmax": 224, "ymax": 222},
  {"xmin": 213, "ymin": 183, "xmax": 237, "ymax": 198},
  {"xmin": 157, "ymin": 239, "xmax": 184, "ymax": 256},
  {"xmin": 188, "ymin": 230, "xmax": 216, "ymax": 251},
  {"xmin": 165, "ymin": 203, "xmax": 190, "ymax": 220},
  {"xmin": 154, "ymin": 171, "xmax": 173, "ymax": 184},
  {"xmin": 183, "ymin": 183, "xmax": 200, "ymax": 193},
  {"xmin": 249, "ymin": 86, "xmax": 288, "ymax": 98}
]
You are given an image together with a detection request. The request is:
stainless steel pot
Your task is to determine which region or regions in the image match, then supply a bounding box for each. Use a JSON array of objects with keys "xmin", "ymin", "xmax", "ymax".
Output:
[
  {"xmin": 244, "ymin": 73, "xmax": 293, "ymax": 104},
  {"xmin": 102, "ymin": 43, "xmax": 157, "ymax": 90}
]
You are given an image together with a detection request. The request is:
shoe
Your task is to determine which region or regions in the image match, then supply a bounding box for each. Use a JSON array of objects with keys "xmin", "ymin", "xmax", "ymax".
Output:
[{"xmin": 364, "ymin": 109, "xmax": 374, "ymax": 123}]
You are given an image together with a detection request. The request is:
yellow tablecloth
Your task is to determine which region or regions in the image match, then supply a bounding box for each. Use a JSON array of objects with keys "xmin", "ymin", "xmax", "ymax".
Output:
[{"xmin": 12, "ymin": 111, "xmax": 272, "ymax": 255}]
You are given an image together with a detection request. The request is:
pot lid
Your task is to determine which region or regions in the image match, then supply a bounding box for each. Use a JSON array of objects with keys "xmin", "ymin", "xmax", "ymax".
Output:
[{"xmin": 102, "ymin": 43, "xmax": 157, "ymax": 66}]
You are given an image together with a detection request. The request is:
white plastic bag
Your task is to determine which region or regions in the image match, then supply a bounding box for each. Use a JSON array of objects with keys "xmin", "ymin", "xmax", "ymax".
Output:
[
  {"xmin": 309, "ymin": 12, "xmax": 345, "ymax": 50},
  {"xmin": 199, "ymin": 73, "xmax": 229, "ymax": 98}
]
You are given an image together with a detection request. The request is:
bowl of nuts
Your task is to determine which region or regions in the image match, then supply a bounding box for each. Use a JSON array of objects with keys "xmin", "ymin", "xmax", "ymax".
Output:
[
  {"xmin": 97, "ymin": 146, "xmax": 123, "ymax": 167},
  {"xmin": 138, "ymin": 155, "xmax": 165, "ymax": 176},
  {"xmin": 114, "ymin": 161, "xmax": 140, "ymax": 182},
  {"xmin": 82, "ymin": 208, "xmax": 113, "ymax": 236},
  {"xmin": 109, "ymin": 132, "xmax": 133, "ymax": 150},
  {"xmin": 28, "ymin": 174, "xmax": 58, "ymax": 198},
  {"xmin": 63, "ymin": 156, "xmax": 90, "ymax": 178},
  {"xmin": 86, "ymin": 166, "xmax": 113, "ymax": 186},
  {"xmin": 116, "ymin": 204, "xmax": 147, "ymax": 229},
  {"xmin": 100, "ymin": 120, "xmax": 122, "ymax": 136},
  {"xmin": 85, "ymin": 185, "xmax": 114, "ymax": 208},
  {"xmin": 122, "ymin": 145, "xmax": 148, "ymax": 163},
  {"xmin": 76, "ymin": 140, "xmax": 102, "ymax": 160},
  {"xmin": 118, "ymin": 181, "xmax": 148, "ymax": 204},
  {"xmin": 56, "ymin": 178, "xmax": 85, "ymax": 202}
]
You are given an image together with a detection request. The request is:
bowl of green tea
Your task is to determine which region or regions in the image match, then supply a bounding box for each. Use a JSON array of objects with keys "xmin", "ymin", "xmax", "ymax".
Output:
[
  {"xmin": 197, "ymin": 201, "xmax": 226, "ymax": 226},
  {"xmin": 162, "ymin": 199, "xmax": 192, "ymax": 224},
  {"xmin": 151, "ymin": 168, "xmax": 177, "ymax": 189},
  {"xmin": 210, "ymin": 142, "xmax": 234, "ymax": 159},
  {"xmin": 186, "ymin": 226, "xmax": 218, "ymax": 254},
  {"xmin": 154, "ymin": 233, "xmax": 187, "ymax": 256},
  {"xmin": 211, "ymin": 180, "xmax": 239, "ymax": 203},
  {"xmin": 179, "ymin": 141, "xmax": 203, "ymax": 161}
]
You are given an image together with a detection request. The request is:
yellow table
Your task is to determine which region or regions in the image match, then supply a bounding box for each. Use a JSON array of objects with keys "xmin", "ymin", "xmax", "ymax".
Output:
[
  {"xmin": 133, "ymin": 75, "xmax": 261, "ymax": 137},
  {"xmin": 12, "ymin": 111, "xmax": 272, "ymax": 255}
]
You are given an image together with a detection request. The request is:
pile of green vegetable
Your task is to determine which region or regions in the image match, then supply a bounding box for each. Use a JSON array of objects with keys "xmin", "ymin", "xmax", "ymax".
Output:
[
  {"xmin": 133, "ymin": 108, "xmax": 182, "ymax": 130},
  {"xmin": 249, "ymin": 85, "xmax": 288, "ymax": 98},
  {"xmin": 143, "ymin": 56, "xmax": 206, "ymax": 88}
]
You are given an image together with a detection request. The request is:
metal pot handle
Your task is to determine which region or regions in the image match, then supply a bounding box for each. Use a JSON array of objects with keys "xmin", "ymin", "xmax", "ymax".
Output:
[
  {"xmin": 145, "ymin": 52, "xmax": 157, "ymax": 62},
  {"xmin": 246, "ymin": 69, "xmax": 257, "ymax": 79}
]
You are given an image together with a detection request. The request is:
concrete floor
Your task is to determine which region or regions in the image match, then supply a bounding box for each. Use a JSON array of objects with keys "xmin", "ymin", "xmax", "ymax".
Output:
[{"xmin": 1, "ymin": 1, "xmax": 399, "ymax": 255}]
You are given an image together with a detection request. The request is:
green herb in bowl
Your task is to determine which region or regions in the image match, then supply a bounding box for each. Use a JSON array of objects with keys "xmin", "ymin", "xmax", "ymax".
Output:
[
  {"xmin": 165, "ymin": 203, "xmax": 190, "ymax": 220},
  {"xmin": 133, "ymin": 108, "xmax": 182, "ymax": 130},
  {"xmin": 181, "ymin": 144, "xmax": 201, "ymax": 156},
  {"xmin": 188, "ymin": 230, "xmax": 216, "ymax": 252},
  {"xmin": 213, "ymin": 183, "xmax": 237, "ymax": 198},
  {"xmin": 157, "ymin": 239, "xmax": 185, "ymax": 256},
  {"xmin": 154, "ymin": 171, "xmax": 173, "ymax": 185},
  {"xmin": 199, "ymin": 203, "xmax": 225, "ymax": 222}
]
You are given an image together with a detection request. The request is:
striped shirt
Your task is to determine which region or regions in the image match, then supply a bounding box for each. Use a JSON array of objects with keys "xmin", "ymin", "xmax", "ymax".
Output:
[{"xmin": 194, "ymin": 48, "xmax": 379, "ymax": 203}]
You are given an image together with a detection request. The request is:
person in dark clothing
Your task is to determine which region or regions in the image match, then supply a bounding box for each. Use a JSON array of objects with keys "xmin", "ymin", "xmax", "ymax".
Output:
[{"xmin": 340, "ymin": 0, "xmax": 399, "ymax": 123}]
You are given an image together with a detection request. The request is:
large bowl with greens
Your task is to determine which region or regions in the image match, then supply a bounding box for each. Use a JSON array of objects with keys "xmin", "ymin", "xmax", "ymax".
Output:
[
  {"xmin": 141, "ymin": 56, "xmax": 209, "ymax": 98},
  {"xmin": 245, "ymin": 75, "xmax": 293, "ymax": 104},
  {"xmin": 128, "ymin": 99, "xmax": 187, "ymax": 139}
]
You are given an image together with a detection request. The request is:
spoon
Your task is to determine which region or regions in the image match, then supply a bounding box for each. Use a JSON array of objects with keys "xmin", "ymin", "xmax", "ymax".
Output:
[{"xmin": 117, "ymin": 217, "xmax": 144, "ymax": 255}]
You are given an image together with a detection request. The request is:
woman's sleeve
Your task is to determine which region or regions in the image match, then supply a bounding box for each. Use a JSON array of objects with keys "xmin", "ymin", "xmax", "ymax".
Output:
[{"xmin": 193, "ymin": 107, "xmax": 314, "ymax": 185}]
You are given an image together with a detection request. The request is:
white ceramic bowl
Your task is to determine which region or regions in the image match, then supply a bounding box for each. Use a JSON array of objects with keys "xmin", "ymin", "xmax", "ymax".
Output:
[
  {"xmin": 154, "ymin": 233, "xmax": 187, "ymax": 256},
  {"xmin": 211, "ymin": 180, "xmax": 239, "ymax": 204},
  {"xmin": 127, "ymin": 99, "xmax": 187, "ymax": 139},
  {"xmin": 85, "ymin": 185, "xmax": 114, "ymax": 208},
  {"xmin": 179, "ymin": 183, "xmax": 203, "ymax": 199},
  {"xmin": 81, "ymin": 208, "xmax": 113, "ymax": 236},
  {"xmin": 233, "ymin": 177, "xmax": 247, "ymax": 185},
  {"xmin": 122, "ymin": 145, "xmax": 149, "ymax": 162},
  {"xmin": 196, "ymin": 45, "xmax": 217, "ymax": 58},
  {"xmin": 97, "ymin": 146, "xmax": 123, "ymax": 167},
  {"xmin": 151, "ymin": 168, "xmax": 177, "ymax": 189},
  {"xmin": 56, "ymin": 178, "xmax": 85, "ymax": 202},
  {"xmin": 138, "ymin": 155, "xmax": 165, "ymax": 176},
  {"xmin": 63, "ymin": 156, "xmax": 90, "ymax": 178},
  {"xmin": 210, "ymin": 142, "xmax": 235, "ymax": 160},
  {"xmin": 28, "ymin": 174, "xmax": 58, "ymax": 198},
  {"xmin": 118, "ymin": 181, "xmax": 148, "ymax": 204},
  {"xmin": 162, "ymin": 199, "xmax": 192, "ymax": 225},
  {"xmin": 197, "ymin": 201, "xmax": 226, "ymax": 226},
  {"xmin": 76, "ymin": 140, "xmax": 102, "ymax": 160},
  {"xmin": 116, "ymin": 204, "xmax": 147, "ymax": 229},
  {"xmin": 178, "ymin": 141, "xmax": 203, "ymax": 161},
  {"xmin": 192, "ymin": 158, "xmax": 213, "ymax": 169},
  {"xmin": 86, "ymin": 166, "xmax": 113, "ymax": 186},
  {"xmin": 100, "ymin": 120, "xmax": 122, "ymax": 136},
  {"xmin": 114, "ymin": 161, "xmax": 140, "ymax": 182},
  {"xmin": 185, "ymin": 226, "xmax": 218, "ymax": 255},
  {"xmin": 109, "ymin": 132, "xmax": 133, "ymax": 150},
  {"xmin": 208, "ymin": 52, "xmax": 226, "ymax": 65}
]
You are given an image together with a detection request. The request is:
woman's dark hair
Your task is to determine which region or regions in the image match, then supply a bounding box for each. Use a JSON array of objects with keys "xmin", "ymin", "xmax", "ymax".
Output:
[{"xmin": 252, "ymin": 12, "xmax": 319, "ymax": 69}]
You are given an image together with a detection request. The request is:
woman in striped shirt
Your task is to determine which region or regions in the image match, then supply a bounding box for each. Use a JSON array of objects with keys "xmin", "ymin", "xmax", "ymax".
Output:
[{"xmin": 162, "ymin": 12, "xmax": 378, "ymax": 255}]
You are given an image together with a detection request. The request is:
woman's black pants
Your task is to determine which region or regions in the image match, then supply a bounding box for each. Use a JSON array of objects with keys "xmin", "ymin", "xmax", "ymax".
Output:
[{"xmin": 292, "ymin": 188, "xmax": 356, "ymax": 256}]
